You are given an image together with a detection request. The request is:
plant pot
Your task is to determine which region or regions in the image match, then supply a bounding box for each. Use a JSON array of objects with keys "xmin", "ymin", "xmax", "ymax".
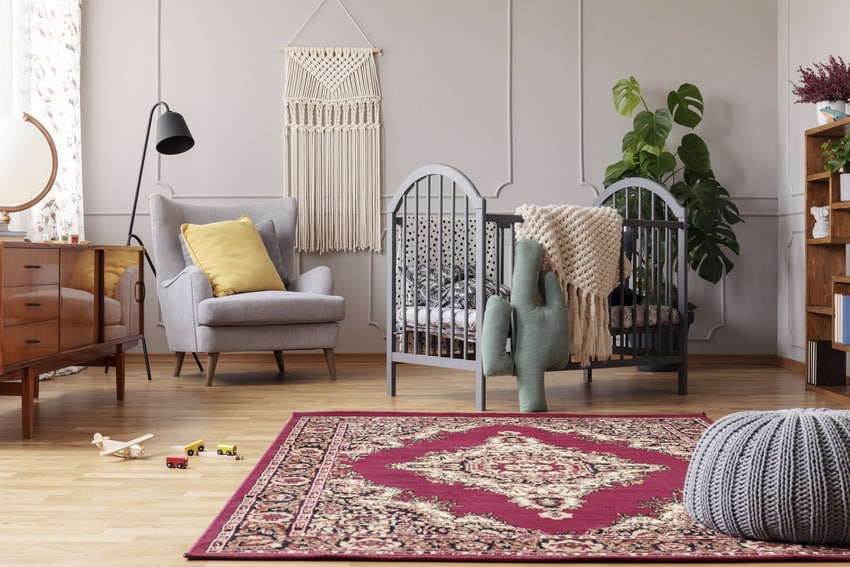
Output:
[
  {"xmin": 636, "ymin": 310, "xmax": 694, "ymax": 372},
  {"xmin": 841, "ymin": 173, "xmax": 850, "ymax": 201},
  {"xmin": 817, "ymin": 100, "xmax": 847, "ymax": 125},
  {"xmin": 634, "ymin": 333, "xmax": 678, "ymax": 372}
]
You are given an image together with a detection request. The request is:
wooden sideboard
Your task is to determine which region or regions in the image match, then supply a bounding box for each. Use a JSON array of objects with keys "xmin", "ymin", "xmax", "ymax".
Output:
[{"xmin": 0, "ymin": 242, "xmax": 145, "ymax": 437}]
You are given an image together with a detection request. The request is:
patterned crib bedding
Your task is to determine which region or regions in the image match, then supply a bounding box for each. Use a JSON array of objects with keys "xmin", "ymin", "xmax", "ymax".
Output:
[
  {"xmin": 398, "ymin": 263, "xmax": 679, "ymax": 336},
  {"xmin": 400, "ymin": 264, "xmax": 509, "ymax": 308},
  {"xmin": 396, "ymin": 305, "xmax": 679, "ymax": 340},
  {"xmin": 397, "ymin": 264, "xmax": 510, "ymax": 336},
  {"xmin": 609, "ymin": 305, "xmax": 680, "ymax": 329},
  {"xmin": 399, "ymin": 306, "xmax": 482, "ymax": 334},
  {"xmin": 400, "ymin": 301, "xmax": 681, "ymax": 335}
]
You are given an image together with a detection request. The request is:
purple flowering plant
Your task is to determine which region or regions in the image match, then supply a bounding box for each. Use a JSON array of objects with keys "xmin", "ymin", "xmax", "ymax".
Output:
[{"xmin": 791, "ymin": 55, "xmax": 850, "ymax": 104}]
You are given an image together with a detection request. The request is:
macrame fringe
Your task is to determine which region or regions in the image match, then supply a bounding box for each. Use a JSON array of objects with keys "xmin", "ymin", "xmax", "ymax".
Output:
[{"xmin": 283, "ymin": 46, "xmax": 382, "ymax": 254}]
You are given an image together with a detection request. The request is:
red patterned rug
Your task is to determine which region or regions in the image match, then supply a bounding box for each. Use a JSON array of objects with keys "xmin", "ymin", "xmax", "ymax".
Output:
[{"xmin": 186, "ymin": 412, "xmax": 850, "ymax": 561}]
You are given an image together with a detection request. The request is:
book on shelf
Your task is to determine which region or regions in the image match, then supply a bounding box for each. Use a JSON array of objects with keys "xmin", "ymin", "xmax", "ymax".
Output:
[
  {"xmin": 834, "ymin": 293, "xmax": 850, "ymax": 344},
  {"xmin": 836, "ymin": 293, "xmax": 841, "ymax": 343},
  {"xmin": 843, "ymin": 294, "xmax": 850, "ymax": 345},
  {"xmin": 807, "ymin": 340, "xmax": 817, "ymax": 385}
]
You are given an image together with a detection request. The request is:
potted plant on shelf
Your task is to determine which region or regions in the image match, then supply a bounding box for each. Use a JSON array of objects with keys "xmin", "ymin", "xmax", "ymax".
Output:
[
  {"xmin": 791, "ymin": 55, "xmax": 850, "ymax": 125},
  {"xmin": 822, "ymin": 133, "xmax": 850, "ymax": 201},
  {"xmin": 603, "ymin": 76, "xmax": 743, "ymax": 293}
]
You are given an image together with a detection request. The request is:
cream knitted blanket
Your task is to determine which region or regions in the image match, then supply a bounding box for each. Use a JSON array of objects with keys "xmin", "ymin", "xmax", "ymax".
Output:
[{"xmin": 516, "ymin": 204, "xmax": 626, "ymax": 366}]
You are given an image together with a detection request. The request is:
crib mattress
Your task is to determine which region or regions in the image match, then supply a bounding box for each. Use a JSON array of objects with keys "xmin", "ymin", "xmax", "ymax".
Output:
[
  {"xmin": 398, "ymin": 303, "xmax": 680, "ymax": 341},
  {"xmin": 609, "ymin": 304, "xmax": 680, "ymax": 329},
  {"xmin": 399, "ymin": 306, "xmax": 480, "ymax": 334}
]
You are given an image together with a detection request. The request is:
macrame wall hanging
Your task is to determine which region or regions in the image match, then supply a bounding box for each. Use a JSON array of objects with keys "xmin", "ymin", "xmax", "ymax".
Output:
[{"xmin": 281, "ymin": 0, "xmax": 383, "ymax": 254}]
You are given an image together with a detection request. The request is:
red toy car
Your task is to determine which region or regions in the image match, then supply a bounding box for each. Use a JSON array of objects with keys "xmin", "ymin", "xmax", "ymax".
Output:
[{"xmin": 166, "ymin": 456, "xmax": 189, "ymax": 469}]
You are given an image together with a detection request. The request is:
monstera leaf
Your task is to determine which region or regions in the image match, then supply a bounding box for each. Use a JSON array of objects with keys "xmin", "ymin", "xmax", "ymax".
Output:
[
  {"xmin": 638, "ymin": 150, "xmax": 677, "ymax": 180},
  {"xmin": 670, "ymin": 177, "xmax": 742, "ymax": 284},
  {"xmin": 613, "ymin": 76, "xmax": 643, "ymax": 117},
  {"xmin": 667, "ymin": 83, "xmax": 704, "ymax": 128},
  {"xmin": 678, "ymin": 134, "xmax": 711, "ymax": 173},
  {"xmin": 634, "ymin": 109, "xmax": 673, "ymax": 148}
]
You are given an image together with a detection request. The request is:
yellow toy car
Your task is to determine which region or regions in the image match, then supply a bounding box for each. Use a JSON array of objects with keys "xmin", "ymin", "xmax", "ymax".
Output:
[
  {"xmin": 216, "ymin": 443, "xmax": 237, "ymax": 456},
  {"xmin": 184, "ymin": 440, "xmax": 205, "ymax": 456}
]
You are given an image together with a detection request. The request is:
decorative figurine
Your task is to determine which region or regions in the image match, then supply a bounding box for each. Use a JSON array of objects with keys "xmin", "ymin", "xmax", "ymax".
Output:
[{"xmin": 811, "ymin": 205, "xmax": 830, "ymax": 239}]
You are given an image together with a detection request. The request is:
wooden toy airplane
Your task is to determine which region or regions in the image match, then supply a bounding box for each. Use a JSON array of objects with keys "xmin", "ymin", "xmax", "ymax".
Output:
[{"xmin": 91, "ymin": 432, "xmax": 154, "ymax": 459}]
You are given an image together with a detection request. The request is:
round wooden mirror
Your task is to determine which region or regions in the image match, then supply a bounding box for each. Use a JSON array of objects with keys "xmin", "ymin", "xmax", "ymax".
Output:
[{"xmin": 0, "ymin": 113, "xmax": 58, "ymax": 231}]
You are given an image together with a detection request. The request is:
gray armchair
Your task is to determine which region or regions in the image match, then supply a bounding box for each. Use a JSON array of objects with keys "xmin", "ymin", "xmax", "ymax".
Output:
[{"xmin": 149, "ymin": 194, "xmax": 345, "ymax": 386}]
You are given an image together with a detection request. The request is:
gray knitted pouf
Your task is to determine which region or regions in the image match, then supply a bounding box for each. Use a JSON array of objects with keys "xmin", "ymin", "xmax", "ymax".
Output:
[{"xmin": 683, "ymin": 408, "xmax": 850, "ymax": 545}]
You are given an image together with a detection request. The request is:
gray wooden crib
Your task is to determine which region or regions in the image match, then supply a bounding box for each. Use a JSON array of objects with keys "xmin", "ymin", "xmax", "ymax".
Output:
[{"xmin": 386, "ymin": 164, "xmax": 688, "ymax": 411}]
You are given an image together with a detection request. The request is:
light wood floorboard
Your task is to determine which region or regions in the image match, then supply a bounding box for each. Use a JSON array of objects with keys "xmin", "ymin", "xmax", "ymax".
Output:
[{"xmin": 0, "ymin": 356, "xmax": 847, "ymax": 566}]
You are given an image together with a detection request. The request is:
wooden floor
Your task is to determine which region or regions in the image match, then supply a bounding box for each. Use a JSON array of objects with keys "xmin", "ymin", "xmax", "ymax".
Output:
[{"xmin": 1, "ymin": 355, "xmax": 848, "ymax": 566}]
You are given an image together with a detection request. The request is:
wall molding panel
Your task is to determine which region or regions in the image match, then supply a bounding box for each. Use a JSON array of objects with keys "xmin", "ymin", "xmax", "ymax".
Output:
[{"xmin": 80, "ymin": 0, "xmax": 784, "ymax": 356}]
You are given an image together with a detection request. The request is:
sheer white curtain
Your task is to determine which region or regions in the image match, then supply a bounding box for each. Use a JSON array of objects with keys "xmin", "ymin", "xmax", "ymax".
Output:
[{"xmin": 10, "ymin": 0, "xmax": 83, "ymax": 238}]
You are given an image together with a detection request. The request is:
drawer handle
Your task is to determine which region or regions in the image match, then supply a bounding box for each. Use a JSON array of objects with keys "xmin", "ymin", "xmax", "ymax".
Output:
[
  {"xmin": 25, "ymin": 302, "xmax": 42, "ymax": 307},
  {"xmin": 24, "ymin": 265, "xmax": 42, "ymax": 269},
  {"xmin": 135, "ymin": 281, "xmax": 146, "ymax": 302},
  {"xmin": 25, "ymin": 339, "xmax": 40, "ymax": 344}
]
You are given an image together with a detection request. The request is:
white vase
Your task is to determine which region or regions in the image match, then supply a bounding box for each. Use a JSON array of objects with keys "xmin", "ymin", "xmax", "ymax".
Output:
[
  {"xmin": 840, "ymin": 173, "xmax": 850, "ymax": 201},
  {"xmin": 817, "ymin": 100, "xmax": 847, "ymax": 125}
]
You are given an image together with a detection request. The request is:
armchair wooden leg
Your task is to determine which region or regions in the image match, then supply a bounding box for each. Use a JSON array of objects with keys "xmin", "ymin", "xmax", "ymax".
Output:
[
  {"xmin": 173, "ymin": 352, "xmax": 185, "ymax": 377},
  {"xmin": 205, "ymin": 353, "xmax": 219, "ymax": 387},
  {"xmin": 273, "ymin": 350, "xmax": 285, "ymax": 374},
  {"xmin": 323, "ymin": 348, "xmax": 337, "ymax": 381}
]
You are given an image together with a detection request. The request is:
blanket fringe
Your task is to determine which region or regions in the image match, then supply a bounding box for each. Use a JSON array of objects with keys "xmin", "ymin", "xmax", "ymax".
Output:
[{"xmin": 566, "ymin": 287, "xmax": 612, "ymax": 366}]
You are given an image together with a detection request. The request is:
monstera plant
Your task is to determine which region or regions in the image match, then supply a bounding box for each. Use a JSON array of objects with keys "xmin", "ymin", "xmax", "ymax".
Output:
[{"xmin": 603, "ymin": 76, "xmax": 742, "ymax": 286}]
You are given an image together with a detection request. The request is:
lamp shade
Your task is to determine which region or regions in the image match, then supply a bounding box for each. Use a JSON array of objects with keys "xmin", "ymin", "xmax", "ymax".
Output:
[{"xmin": 155, "ymin": 110, "xmax": 194, "ymax": 155}]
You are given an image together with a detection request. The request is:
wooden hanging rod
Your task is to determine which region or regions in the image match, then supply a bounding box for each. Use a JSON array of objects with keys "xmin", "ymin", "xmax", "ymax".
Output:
[{"xmin": 278, "ymin": 46, "xmax": 382, "ymax": 55}]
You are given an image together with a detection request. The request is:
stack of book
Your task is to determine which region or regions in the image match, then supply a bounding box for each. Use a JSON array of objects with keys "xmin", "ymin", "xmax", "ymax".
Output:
[
  {"xmin": 807, "ymin": 340, "xmax": 818, "ymax": 385},
  {"xmin": 0, "ymin": 230, "xmax": 28, "ymax": 242},
  {"xmin": 834, "ymin": 293, "xmax": 850, "ymax": 344}
]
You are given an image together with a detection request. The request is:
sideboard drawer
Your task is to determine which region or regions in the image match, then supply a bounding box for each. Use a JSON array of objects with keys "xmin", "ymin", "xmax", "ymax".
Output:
[
  {"xmin": 2, "ymin": 320, "xmax": 59, "ymax": 365},
  {"xmin": 3, "ymin": 285, "xmax": 59, "ymax": 326},
  {"xmin": 2, "ymin": 248, "xmax": 59, "ymax": 287}
]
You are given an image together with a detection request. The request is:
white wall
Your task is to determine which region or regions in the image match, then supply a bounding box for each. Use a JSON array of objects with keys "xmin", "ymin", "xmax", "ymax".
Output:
[
  {"xmin": 80, "ymin": 0, "xmax": 780, "ymax": 356},
  {"xmin": 777, "ymin": 0, "xmax": 850, "ymax": 364}
]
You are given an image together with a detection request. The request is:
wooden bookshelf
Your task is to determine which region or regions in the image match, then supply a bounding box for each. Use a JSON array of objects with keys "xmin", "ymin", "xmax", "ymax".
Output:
[{"xmin": 805, "ymin": 116, "xmax": 850, "ymax": 396}]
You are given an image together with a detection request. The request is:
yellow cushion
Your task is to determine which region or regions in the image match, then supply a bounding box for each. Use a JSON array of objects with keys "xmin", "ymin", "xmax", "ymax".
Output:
[
  {"xmin": 103, "ymin": 250, "xmax": 140, "ymax": 297},
  {"xmin": 68, "ymin": 249, "xmax": 137, "ymax": 298},
  {"xmin": 181, "ymin": 215, "xmax": 286, "ymax": 297},
  {"xmin": 68, "ymin": 250, "xmax": 97, "ymax": 293}
]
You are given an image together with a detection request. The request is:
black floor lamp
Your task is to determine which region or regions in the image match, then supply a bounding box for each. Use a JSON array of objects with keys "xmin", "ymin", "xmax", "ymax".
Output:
[
  {"xmin": 128, "ymin": 101, "xmax": 197, "ymax": 380},
  {"xmin": 127, "ymin": 101, "xmax": 194, "ymax": 264}
]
